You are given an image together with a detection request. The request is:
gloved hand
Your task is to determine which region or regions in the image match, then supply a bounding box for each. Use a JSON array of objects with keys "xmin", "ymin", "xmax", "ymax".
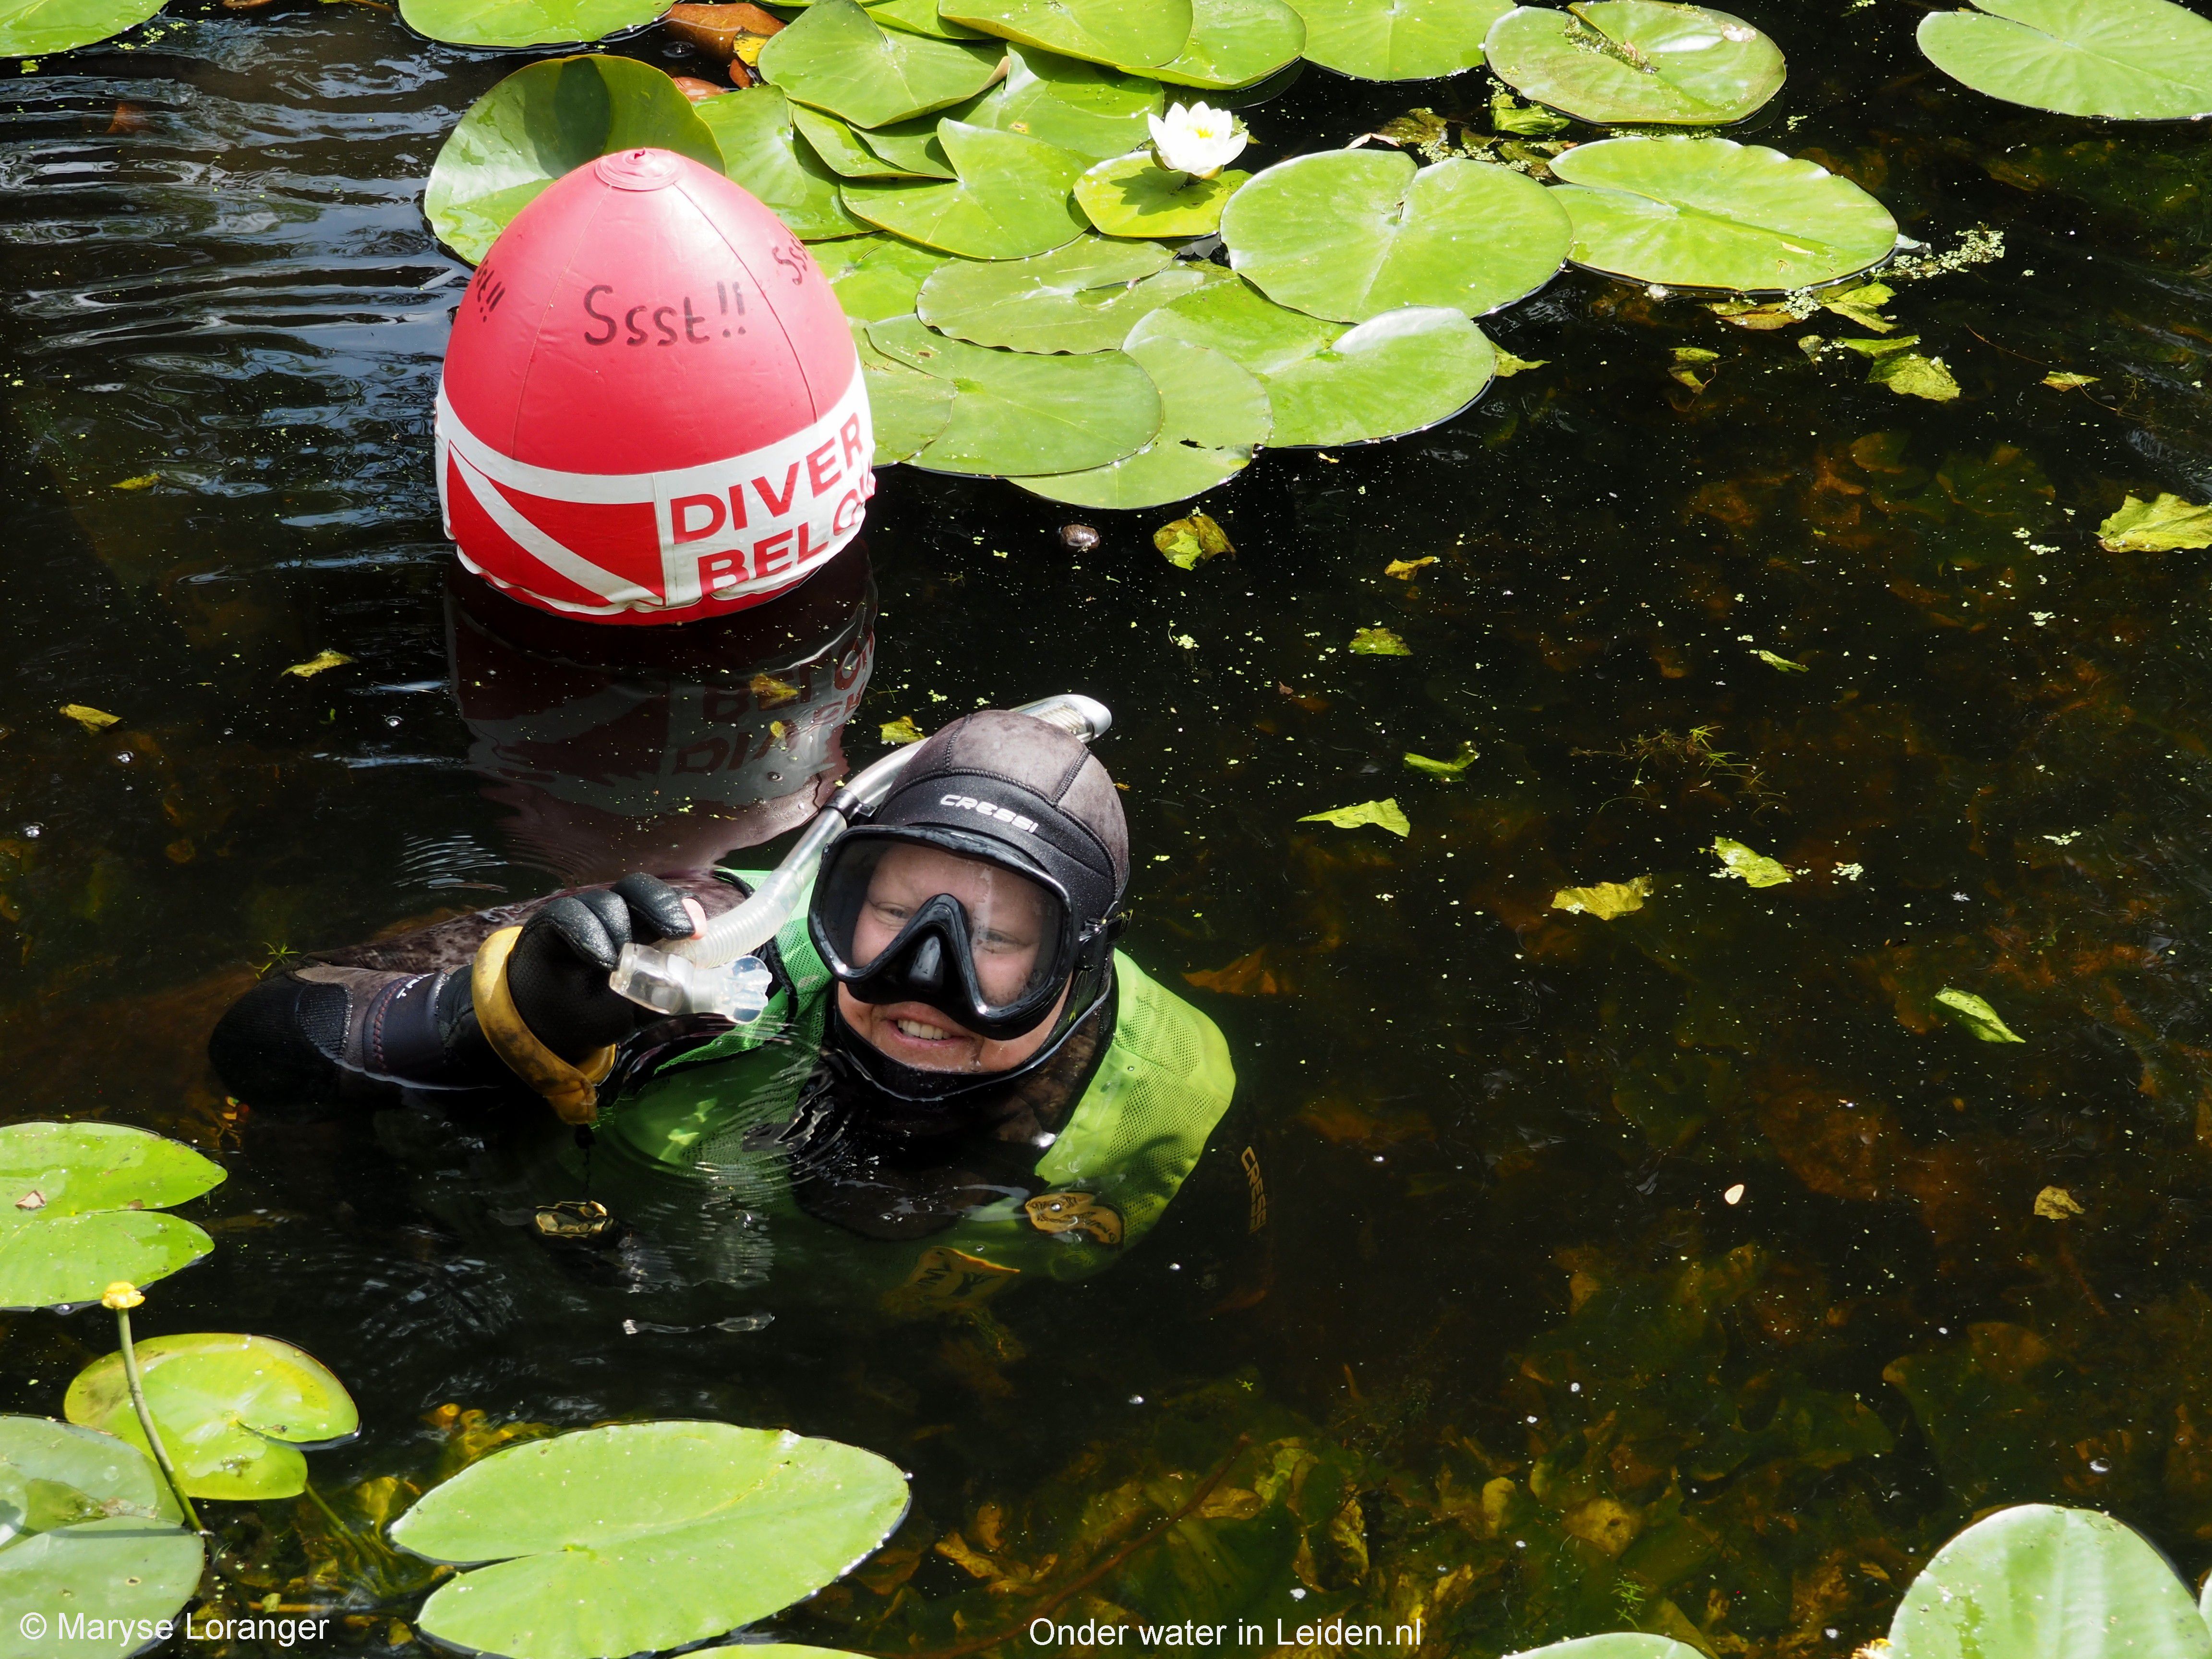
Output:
[{"xmin": 505, "ymin": 873, "xmax": 701, "ymax": 1062}]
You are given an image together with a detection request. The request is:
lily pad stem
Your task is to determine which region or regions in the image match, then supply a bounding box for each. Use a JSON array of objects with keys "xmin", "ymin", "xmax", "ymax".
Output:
[{"xmin": 114, "ymin": 1306, "xmax": 203, "ymax": 1532}]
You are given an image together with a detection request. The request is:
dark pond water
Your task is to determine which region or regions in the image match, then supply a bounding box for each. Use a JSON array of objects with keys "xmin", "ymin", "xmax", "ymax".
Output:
[{"xmin": 10, "ymin": 1, "xmax": 2212, "ymax": 1653}]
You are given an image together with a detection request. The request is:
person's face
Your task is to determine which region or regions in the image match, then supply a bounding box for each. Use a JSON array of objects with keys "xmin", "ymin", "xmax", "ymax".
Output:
[{"xmin": 835, "ymin": 842, "xmax": 1070, "ymax": 1073}]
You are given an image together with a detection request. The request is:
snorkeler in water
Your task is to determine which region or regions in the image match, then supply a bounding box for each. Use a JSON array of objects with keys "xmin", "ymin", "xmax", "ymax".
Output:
[{"xmin": 210, "ymin": 709, "xmax": 1263, "ymax": 1313}]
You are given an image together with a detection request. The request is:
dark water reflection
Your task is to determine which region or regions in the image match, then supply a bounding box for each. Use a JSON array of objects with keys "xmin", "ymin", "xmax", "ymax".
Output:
[{"xmin": 9, "ymin": 0, "xmax": 2212, "ymax": 1653}]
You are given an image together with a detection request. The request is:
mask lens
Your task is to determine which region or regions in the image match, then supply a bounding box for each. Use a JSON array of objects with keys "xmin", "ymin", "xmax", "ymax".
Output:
[{"xmin": 825, "ymin": 837, "xmax": 1066, "ymax": 1015}]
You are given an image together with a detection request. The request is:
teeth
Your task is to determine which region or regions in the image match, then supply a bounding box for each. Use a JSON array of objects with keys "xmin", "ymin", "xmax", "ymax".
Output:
[{"xmin": 895, "ymin": 1018, "xmax": 953, "ymax": 1040}]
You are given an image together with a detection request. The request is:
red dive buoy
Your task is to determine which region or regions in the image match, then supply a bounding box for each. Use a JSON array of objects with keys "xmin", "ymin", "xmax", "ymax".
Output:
[{"xmin": 437, "ymin": 148, "xmax": 871, "ymax": 625}]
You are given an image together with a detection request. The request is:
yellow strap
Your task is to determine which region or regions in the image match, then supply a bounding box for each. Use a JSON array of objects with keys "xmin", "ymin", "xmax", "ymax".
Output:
[{"xmin": 471, "ymin": 926, "xmax": 616, "ymax": 1126}]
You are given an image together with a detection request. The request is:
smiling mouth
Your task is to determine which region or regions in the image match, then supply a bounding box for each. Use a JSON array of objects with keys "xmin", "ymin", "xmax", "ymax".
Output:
[{"xmin": 893, "ymin": 1017, "xmax": 959, "ymax": 1041}]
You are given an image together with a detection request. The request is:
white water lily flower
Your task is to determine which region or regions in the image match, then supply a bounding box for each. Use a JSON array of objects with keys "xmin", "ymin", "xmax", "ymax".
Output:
[{"xmin": 1148, "ymin": 101, "xmax": 1248, "ymax": 180}]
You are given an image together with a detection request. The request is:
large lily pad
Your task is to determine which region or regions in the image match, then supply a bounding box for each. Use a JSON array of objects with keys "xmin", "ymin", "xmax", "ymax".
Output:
[
  {"xmin": 842, "ymin": 121, "xmax": 1089, "ymax": 257},
  {"xmin": 67, "ymin": 1333, "xmax": 360, "ymax": 1502},
  {"xmin": 1074, "ymin": 150, "xmax": 1247, "ymax": 236},
  {"xmin": 1888, "ymin": 1504, "xmax": 2212, "ymax": 1659},
  {"xmin": 1506, "ymin": 1642, "xmax": 1706, "ymax": 1659},
  {"xmin": 793, "ymin": 104, "xmax": 930, "ymax": 177},
  {"xmin": 918, "ymin": 235, "xmax": 1227, "ymax": 350},
  {"xmin": 423, "ymin": 56, "xmax": 724, "ymax": 266},
  {"xmin": 0, "ymin": 1122, "xmax": 222, "ymax": 1312},
  {"xmin": 1484, "ymin": 1, "xmax": 1785, "ymax": 124},
  {"xmin": 1221, "ymin": 149, "xmax": 1567, "ymax": 321},
  {"xmin": 822, "ymin": 233, "xmax": 956, "ymax": 317},
  {"xmin": 0, "ymin": 1417, "xmax": 200, "ymax": 1659},
  {"xmin": 1291, "ymin": 0, "xmax": 1512, "ymax": 80},
  {"xmin": 0, "ymin": 0, "xmax": 165, "ymax": 57},
  {"xmin": 1550, "ymin": 136, "xmax": 1899, "ymax": 292},
  {"xmin": 941, "ymin": 0, "xmax": 1193, "ymax": 68},
  {"xmin": 696, "ymin": 87, "xmax": 870, "ymax": 240},
  {"xmin": 868, "ymin": 316, "xmax": 1163, "ymax": 473},
  {"xmin": 1127, "ymin": 277, "xmax": 1492, "ymax": 446},
  {"xmin": 969, "ymin": 43, "xmax": 1165, "ymax": 158},
  {"xmin": 400, "ymin": 0, "xmax": 666, "ymax": 49},
  {"xmin": 855, "ymin": 325, "xmax": 960, "ymax": 460},
  {"xmin": 392, "ymin": 1421, "xmax": 910, "ymax": 1659},
  {"xmin": 1015, "ymin": 334, "xmax": 1270, "ymax": 506},
  {"xmin": 1917, "ymin": 0, "xmax": 2212, "ymax": 118},
  {"xmin": 759, "ymin": 0, "xmax": 1005, "ymax": 129},
  {"xmin": 1136, "ymin": 0, "xmax": 1308, "ymax": 88},
  {"xmin": 865, "ymin": 0, "xmax": 988, "ymax": 39}
]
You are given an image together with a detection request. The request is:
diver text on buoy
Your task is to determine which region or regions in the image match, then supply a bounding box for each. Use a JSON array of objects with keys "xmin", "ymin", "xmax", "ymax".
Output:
[{"xmin": 436, "ymin": 148, "xmax": 871, "ymax": 626}]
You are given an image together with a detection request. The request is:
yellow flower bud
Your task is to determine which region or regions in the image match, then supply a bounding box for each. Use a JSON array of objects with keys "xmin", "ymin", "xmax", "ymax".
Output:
[{"xmin": 101, "ymin": 1281, "xmax": 144, "ymax": 1310}]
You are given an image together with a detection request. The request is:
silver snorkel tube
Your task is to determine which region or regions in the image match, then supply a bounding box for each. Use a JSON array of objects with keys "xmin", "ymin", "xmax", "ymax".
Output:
[{"xmin": 607, "ymin": 693, "xmax": 1113, "ymax": 1022}]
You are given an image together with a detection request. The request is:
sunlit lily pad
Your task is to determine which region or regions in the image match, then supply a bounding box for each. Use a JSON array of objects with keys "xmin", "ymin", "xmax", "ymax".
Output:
[
  {"xmin": 696, "ymin": 87, "xmax": 870, "ymax": 240},
  {"xmin": 0, "ymin": 1446, "xmax": 201, "ymax": 1659},
  {"xmin": 1015, "ymin": 335, "xmax": 1270, "ymax": 506},
  {"xmin": 1483, "ymin": 1, "xmax": 1785, "ymax": 125},
  {"xmin": 1127, "ymin": 278, "xmax": 1493, "ymax": 446},
  {"xmin": 968, "ymin": 43, "xmax": 1165, "ymax": 158},
  {"xmin": 0, "ymin": 0, "xmax": 166, "ymax": 57},
  {"xmin": 1918, "ymin": 0, "xmax": 2212, "ymax": 119},
  {"xmin": 842, "ymin": 121, "xmax": 1089, "ymax": 258},
  {"xmin": 1550, "ymin": 136, "xmax": 1899, "ymax": 293},
  {"xmin": 424, "ymin": 56, "xmax": 724, "ymax": 265},
  {"xmin": 0, "ymin": 1122, "xmax": 223, "ymax": 1312},
  {"xmin": 822, "ymin": 233, "xmax": 955, "ymax": 317},
  {"xmin": 400, "ymin": 0, "xmax": 666, "ymax": 48},
  {"xmin": 1888, "ymin": 1504, "xmax": 2212, "ymax": 1659},
  {"xmin": 854, "ymin": 109, "xmax": 963, "ymax": 175},
  {"xmin": 918, "ymin": 235, "xmax": 1227, "ymax": 350},
  {"xmin": 1134, "ymin": 0, "xmax": 1308, "ymax": 88},
  {"xmin": 941, "ymin": 0, "xmax": 1192, "ymax": 67},
  {"xmin": 1221, "ymin": 149, "xmax": 1568, "ymax": 321},
  {"xmin": 868, "ymin": 315, "xmax": 1163, "ymax": 473},
  {"xmin": 67, "ymin": 1333, "xmax": 360, "ymax": 1501},
  {"xmin": 1074, "ymin": 150, "xmax": 1247, "ymax": 236},
  {"xmin": 1505, "ymin": 1641, "xmax": 1706, "ymax": 1659},
  {"xmin": 393, "ymin": 1421, "xmax": 910, "ymax": 1659},
  {"xmin": 792, "ymin": 103, "xmax": 923, "ymax": 178},
  {"xmin": 759, "ymin": 0, "xmax": 1004, "ymax": 129},
  {"xmin": 865, "ymin": 0, "xmax": 988, "ymax": 39},
  {"xmin": 1291, "ymin": 0, "xmax": 1511, "ymax": 80},
  {"xmin": 855, "ymin": 325, "xmax": 959, "ymax": 460}
]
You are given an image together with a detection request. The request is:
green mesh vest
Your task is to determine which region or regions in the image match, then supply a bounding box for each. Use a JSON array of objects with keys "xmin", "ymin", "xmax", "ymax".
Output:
[{"xmin": 588, "ymin": 871, "xmax": 1237, "ymax": 1313}]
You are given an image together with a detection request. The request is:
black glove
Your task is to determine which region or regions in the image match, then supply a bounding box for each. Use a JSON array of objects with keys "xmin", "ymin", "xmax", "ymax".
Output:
[{"xmin": 506, "ymin": 874, "xmax": 698, "ymax": 1061}]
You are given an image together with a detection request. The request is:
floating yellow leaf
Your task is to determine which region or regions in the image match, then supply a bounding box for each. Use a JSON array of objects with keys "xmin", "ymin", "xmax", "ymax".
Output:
[
  {"xmin": 1492, "ymin": 350, "xmax": 1548, "ymax": 377},
  {"xmin": 1385, "ymin": 556, "xmax": 1438, "ymax": 578},
  {"xmin": 2041, "ymin": 371, "xmax": 2097, "ymax": 390},
  {"xmin": 2097, "ymin": 493, "xmax": 2212, "ymax": 553},
  {"xmin": 60, "ymin": 704, "xmax": 120, "ymax": 731},
  {"xmin": 1348, "ymin": 626, "xmax": 1410, "ymax": 656},
  {"xmin": 749, "ymin": 672, "xmax": 800, "ymax": 708},
  {"xmin": 1710, "ymin": 838, "xmax": 1792, "ymax": 888},
  {"xmin": 880, "ymin": 716, "xmax": 926, "ymax": 745},
  {"xmin": 1298, "ymin": 798, "xmax": 1409, "ymax": 836},
  {"xmin": 1711, "ymin": 299, "xmax": 1795, "ymax": 331},
  {"xmin": 1754, "ymin": 649, "xmax": 1807, "ymax": 672},
  {"xmin": 1403, "ymin": 741, "xmax": 1478, "ymax": 778},
  {"xmin": 284, "ymin": 649, "xmax": 355, "ymax": 678},
  {"xmin": 110, "ymin": 473, "xmax": 159, "ymax": 491},
  {"xmin": 2033, "ymin": 1185, "xmax": 2084, "ymax": 1220},
  {"xmin": 1551, "ymin": 876, "xmax": 1654, "ymax": 919},
  {"xmin": 1154, "ymin": 512, "xmax": 1234, "ymax": 570},
  {"xmin": 1934, "ymin": 987, "xmax": 2023, "ymax": 1044}
]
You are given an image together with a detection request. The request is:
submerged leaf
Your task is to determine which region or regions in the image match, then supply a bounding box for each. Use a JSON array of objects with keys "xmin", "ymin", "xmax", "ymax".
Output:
[
  {"xmin": 1403, "ymin": 741, "xmax": 1477, "ymax": 777},
  {"xmin": 1155, "ymin": 512, "xmax": 1236, "ymax": 568},
  {"xmin": 1754, "ymin": 649, "xmax": 1806, "ymax": 672},
  {"xmin": 1710, "ymin": 837, "xmax": 1792, "ymax": 887},
  {"xmin": 880, "ymin": 717, "xmax": 927, "ymax": 744},
  {"xmin": 283, "ymin": 650, "xmax": 354, "ymax": 678},
  {"xmin": 1298, "ymin": 798, "xmax": 1411, "ymax": 835},
  {"xmin": 1492, "ymin": 349, "xmax": 1547, "ymax": 376},
  {"xmin": 2042, "ymin": 370, "xmax": 2098, "ymax": 389},
  {"xmin": 2034, "ymin": 1185, "xmax": 2085, "ymax": 1220},
  {"xmin": 1823, "ymin": 280, "xmax": 1898, "ymax": 333},
  {"xmin": 2098, "ymin": 492, "xmax": 2212, "ymax": 552},
  {"xmin": 60, "ymin": 704, "xmax": 120, "ymax": 731},
  {"xmin": 1386, "ymin": 556, "xmax": 1438, "ymax": 577},
  {"xmin": 1552, "ymin": 876, "xmax": 1655, "ymax": 918},
  {"xmin": 1934, "ymin": 987, "xmax": 2024, "ymax": 1043},
  {"xmin": 109, "ymin": 473, "xmax": 159, "ymax": 490},
  {"xmin": 1349, "ymin": 626, "xmax": 1411, "ymax": 655},
  {"xmin": 1867, "ymin": 349, "xmax": 1960, "ymax": 402}
]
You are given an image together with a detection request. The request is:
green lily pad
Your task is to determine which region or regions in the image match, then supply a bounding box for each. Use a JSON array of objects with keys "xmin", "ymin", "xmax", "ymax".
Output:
[
  {"xmin": 759, "ymin": 0, "xmax": 1004, "ymax": 129},
  {"xmin": 393, "ymin": 1421, "xmax": 910, "ymax": 1659},
  {"xmin": 1074, "ymin": 150, "xmax": 1247, "ymax": 236},
  {"xmin": 1549, "ymin": 136, "xmax": 1899, "ymax": 293},
  {"xmin": 1889, "ymin": 1504, "xmax": 2211, "ymax": 1659},
  {"xmin": 1918, "ymin": 0, "xmax": 2212, "ymax": 118},
  {"xmin": 696, "ymin": 87, "xmax": 871, "ymax": 240},
  {"xmin": 866, "ymin": 0, "xmax": 988, "ymax": 38},
  {"xmin": 424, "ymin": 55, "xmax": 724, "ymax": 266},
  {"xmin": 67, "ymin": 1333, "xmax": 360, "ymax": 1502},
  {"xmin": 400, "ymin": 0, "xmax": 665, "ymax": 48},
  {"xmin": 0, "ymin": 1516, "xmax": 204, "ymax": 1659},
  {"xmin": 868, "ymin": 315, "xmax": 1163, "ymax": 473},
  {"xmin": 1483, "ymin": 2, "xmax": 1785, "ymax": 125},
  {"xmin": 969, "ymin": 43, "xmax": 1165, "ymax": 158},
  {"xmin": 1291, "ymin": 0, "xmax": 1511, "ymax": 80},
  {"xmin": 0, "ymin": 1415, "xmax": 181, "ymax": 1534},
  {"xmin": 1221, "ymin": 149, "xmax": 1567, "ymax": 322},
  {"xmin": 0, "ymin": 1122, "xmax": 223, "ymax": 1312},
  {"xmin": 1134, "ymin": 0, "xmax": 1308, "ymax": 88},
  {"xmin": 0, "ymin": 0, "xmax": 165, "ymax": 57},
  {"xmin": 1127, "ymin": 278, "xmax": 1494, "ymax": 446},
  {"xmin": 941, "ymin": 0, "xmax": 1192, "ymax": 68},
  {"xmin": 918, "ymin": 235, "xmax": 1227, "ymax": 350},
  {"xmin": 854, "ymin": 322, "xmax": 959, "ymax": 459},
  {"xmin": 842, "ymin": 121, "xmax": 1089, "ymax": 258},
  {"xmin": 1015, "ymin": 335, "xmax": 1270, "ymax": 506},
  {"xmin": 1505, "ymin": 1642, "xmax": 1706, "ymax": 1659},
  {"xmin": 821, "ymin": 234, "xmax": 956, "ymax": 317},
  {"xmin": 793, "ymin": 104, "xmax": 931, "ymax": 177},
  {"xmin": 854, "ymin": 109, "xmax": 964, "ymax": 175}
]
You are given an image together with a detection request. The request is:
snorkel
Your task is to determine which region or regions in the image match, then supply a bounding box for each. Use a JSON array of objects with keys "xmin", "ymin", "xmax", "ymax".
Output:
[{"xmin": 607, "ymin": 694, "xmax": 1112, "ymax": 1022}]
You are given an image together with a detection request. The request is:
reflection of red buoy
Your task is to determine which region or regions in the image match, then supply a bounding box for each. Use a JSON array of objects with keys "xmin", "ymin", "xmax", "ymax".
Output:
[{"xmin": 437, "ymin": 148, "xmax": 870, "ymax": 626}]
